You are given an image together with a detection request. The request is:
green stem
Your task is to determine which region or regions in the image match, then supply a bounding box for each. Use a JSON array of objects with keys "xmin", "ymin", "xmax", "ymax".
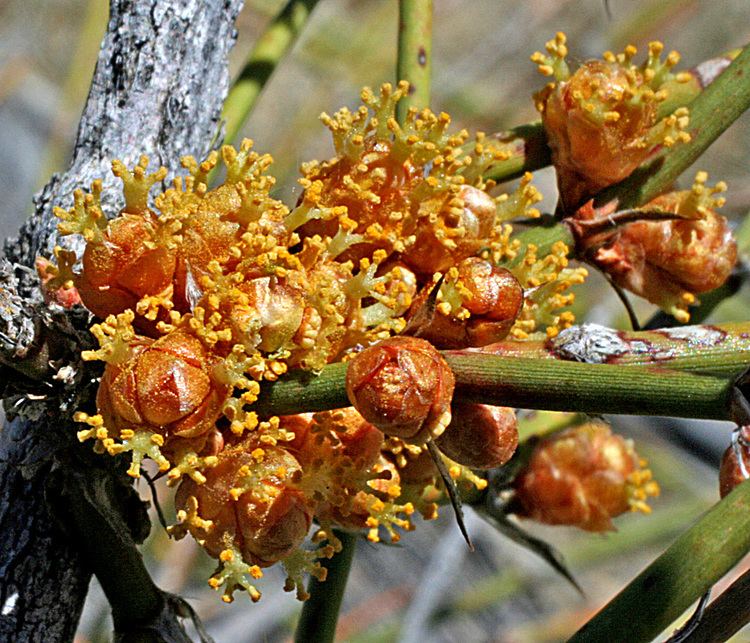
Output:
[
  {"xmin": 482, "ymin": 122, "xmax": 551, "ymax": 184},
  {"xmin": 592, "ymin": 44, "xmax": 750, "ymax": 213},
  {"xmin": 294, "ymin": 531, "xmax": 357, "ymax": 643},
  {"xmin": 680, "ymin": 565, "xmax": 750, "ymax": 643},
  {"xmin": 569, "ymin": 480, "xmax": 750, "ymax": 643},
  {"xmin": 471, "ymin": 321, "xmax": 750, "ymax": 378},
  {"xmin": 448, "ymin": 355, "xmax": 734, "ymax": 419},
  {"xmin": 222, "ymin": 0, "xmax": 321, "ymax": 146},
  {"xmin": 254, "ymin": 354, "xmax": 738, "ymax": 420},
  {"xmin": 396, "ymin": 0, "xmax": 433, "ymax": 120},
  {"xmin": 516, "ymin": 411, "xmax": 583, "ymax": 443}
]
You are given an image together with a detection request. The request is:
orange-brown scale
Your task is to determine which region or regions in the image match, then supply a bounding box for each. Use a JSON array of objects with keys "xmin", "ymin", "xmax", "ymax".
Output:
[
  {"xmin": 97, "ymin": 330, "xmax": 230, "ymax": 441},
  {"xmin": 345, "ymin": 336, "xmax": 455, "ymax": 444},
  {"xmin": 175, "ymin": 442, "xmax": 312, "ymax": 566},
  {"xmin": 436, "ymin": 404, "xmax": 518, "ymax": 470}
]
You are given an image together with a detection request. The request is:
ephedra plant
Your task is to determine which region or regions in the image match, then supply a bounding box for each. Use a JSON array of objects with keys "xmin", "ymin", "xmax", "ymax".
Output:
[{"xmin": 3, "ymin": 1, "xmax": 750, "ymax": 641}]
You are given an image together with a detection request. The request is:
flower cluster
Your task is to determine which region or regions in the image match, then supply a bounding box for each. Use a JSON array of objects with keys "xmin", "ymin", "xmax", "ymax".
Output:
[
  {"xmin": 53, "ymin": 83, "xmax": 588, "ymax": 602},
  {"xmin": 576, "ymin": 172, "xmax": 736, "ymax": 321},
  {"xmin": 513, "ymin": 421, "xmax": 660, "ymax": 532},
  {"xmin": 533, "ymin": 33, "xmax": 691, "ymax": 209},
  {"xmin": 533, "ymin": 34, "xmax": 737, "ymax": 321}
]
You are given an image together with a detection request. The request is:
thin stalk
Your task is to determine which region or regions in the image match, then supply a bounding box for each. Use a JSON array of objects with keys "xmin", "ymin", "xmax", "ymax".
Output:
[
  {"xmin": 222, "ymin": 0, "xmax": 321, "ymax": 146},
  {"xmin": 441, "ymin": 498, "xmax": 706, "ymax": 621},
  {"xmin": 591, "ymin": 44, "xmax": 750, "ymax": 213},
  {"xmin": 294, "ymin": 7, "xmax": 433, "ymax": 639},
  {"xmin": 482, "ymin": 122, "xmax": 551, "ymax": 184},
  {"xmin": 448, "ymin": 355, "xmax": 734, "ymax": 419},
  {"xmin": 680, "ymin": 564, "xmax": 750, "ymax": 643},
  {"xmin": 294, "ymin": 531, "xmax": 357, "ymax": 643},
  {"xmin": 396, "ymin": 0, "xmax": 433, "ymax": 120},
  {"xmin": 568, "ymin": 479, "xmax": 750, "ymax": 643},
  {"xmin": 254, "ymin": 354, "xmax": 738, "ymax": 420}
]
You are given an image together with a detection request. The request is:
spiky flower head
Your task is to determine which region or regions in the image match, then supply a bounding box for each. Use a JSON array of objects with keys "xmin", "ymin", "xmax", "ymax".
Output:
[
  {"xmin": 514, "ymin": 421, "xmax": 660, "ymax": 532},
  {"xmin": 533, "ymin": 34, "xmax": 691, "ymax": 208},
  {"xmin": 578, "ymin": 172, "xmax": 735, "ymax": 322}
]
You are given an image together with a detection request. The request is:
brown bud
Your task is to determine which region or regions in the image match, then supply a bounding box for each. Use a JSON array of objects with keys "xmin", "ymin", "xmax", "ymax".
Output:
[
  {"xmin": 345, "ymin": 336, "xmax": 454, "ymax": 444},
  {"xmin": 78, "ymin": 215, "xmax": 176, "ymax": 323},
  {"xmin": 97, "ymin": 330, "xmax": 230, "ymax": 440},
  {"xmin": 404, "ymin": 186, "xmax": 498, "ymax": 275},
  {"xmin": 436, "ymin": 404, "xmax": 518, "ymax": 469},
  {"xmin": 405, "ymin": 258, "xmax": 524, "ymax": 349},
  {"xmin": 175, "ymin": 442, "xmax": 312, "ymax": 566},
  {"xmin": 719, "ymin": 427, "xmax": 750, "ymax": 498},
  {"xmin": 574, "ymin": 176, "xmax": 735, "ymax": 322}
]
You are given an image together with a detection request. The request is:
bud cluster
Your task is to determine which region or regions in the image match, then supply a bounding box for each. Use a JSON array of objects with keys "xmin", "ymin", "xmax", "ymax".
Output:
[
  {"xmin": 513, "ymin": 421, "xmax": 660, "ymax": 532},
  {"xmin": 533, "ymin": 33, "xmax": 692, "ymax": 209},
  {"xmin": 51, "ymin": 83, "xmax": 590, "ymax": 602},
  {"xmin": 533, "ymin": 34, "xmax": 738, "ymax": 322}
]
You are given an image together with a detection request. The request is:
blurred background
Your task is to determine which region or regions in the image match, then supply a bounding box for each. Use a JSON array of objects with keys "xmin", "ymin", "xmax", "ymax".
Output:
[{"xmin": 1, "ymin": 0, "xmax": 750, "ymax": 641}]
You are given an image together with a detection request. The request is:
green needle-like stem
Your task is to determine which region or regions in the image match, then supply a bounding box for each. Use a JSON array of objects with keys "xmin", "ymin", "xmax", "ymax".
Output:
[
  {"xmin": 294, "ymin": 532, "xmax": 358, "ymax": 643},
  {"xmin": 463, "ymin": 321, "xmax": 750, "ymax": 378},
  {"xmin": 569, "ymin": 479, "xmax": 750, "ymax": 643},
  {"xmin": 396, "ymin": 0, "xmax": 433, "ymax": 120},
  {"xmin": 254, "ymin": 353, "xmax": 739, "ymax": 421},
  {"xmin": 222, "ymin": 0, "xmax": 321, "ymax": 146}
]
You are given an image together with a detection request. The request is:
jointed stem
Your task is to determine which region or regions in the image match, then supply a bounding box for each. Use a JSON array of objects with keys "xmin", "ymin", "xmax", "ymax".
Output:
[
  {"xmin": 254, "ymin": 351, "xmax": 741, "ymax": 421},
  {"xmin": 468, "ymin": 321, "xmax": 750, "ymax": 378},
  {"xmin": 291, "ymin": 5, "xmax": 435, "ymax": 639},
  {"xmin": 294, "ymin": 531, "xmax": 357, "ymax": 643},
  {"xmin": 396, "ymin": 0, "xmax": 433, "ymax": 120},
  {"xmin": 222, "ymin": 0, "xmax": 321, "ymax": 145},
  {"xmin": 569, "ymin": 478, "xmax": 750, "ymax": 643}
]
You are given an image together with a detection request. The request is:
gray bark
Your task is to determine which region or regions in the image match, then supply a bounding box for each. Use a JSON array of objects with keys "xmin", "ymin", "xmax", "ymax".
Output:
[{"xmin": 0, "ymin": 0, "xmax": 243, "ymax": 640}]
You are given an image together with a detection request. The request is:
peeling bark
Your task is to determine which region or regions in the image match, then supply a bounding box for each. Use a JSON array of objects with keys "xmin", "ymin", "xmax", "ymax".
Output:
[{"xmin": 0, "ymin": 1, "xmax": 243, "ymax": 640}]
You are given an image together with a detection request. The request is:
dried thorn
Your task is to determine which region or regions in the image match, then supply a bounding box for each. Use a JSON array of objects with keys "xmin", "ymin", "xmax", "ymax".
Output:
[
  {"xmin": 573, "ymin": 209, "xmax": 684, "ymax": 236},
  {"xmin": 730, "ymin": 380, "xmax": 750, "ymax": 427},
  {"xmin": 665, "ymin": 589, "xmax": 712, "ymax": 643},
  {"xmin": 426, "ymin": 439, "xmax": 474, "ymax": 551},
  {"xmin": 403, "ymin": 274, "xmax": 444, "ymax": 337},
  {"xmin": 142, "ymin": 470, "xmax": 168, "ymax": 531},
  {"xmin": 600, "ymin": 268, "xmax": 641, "ymax": 330}
]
